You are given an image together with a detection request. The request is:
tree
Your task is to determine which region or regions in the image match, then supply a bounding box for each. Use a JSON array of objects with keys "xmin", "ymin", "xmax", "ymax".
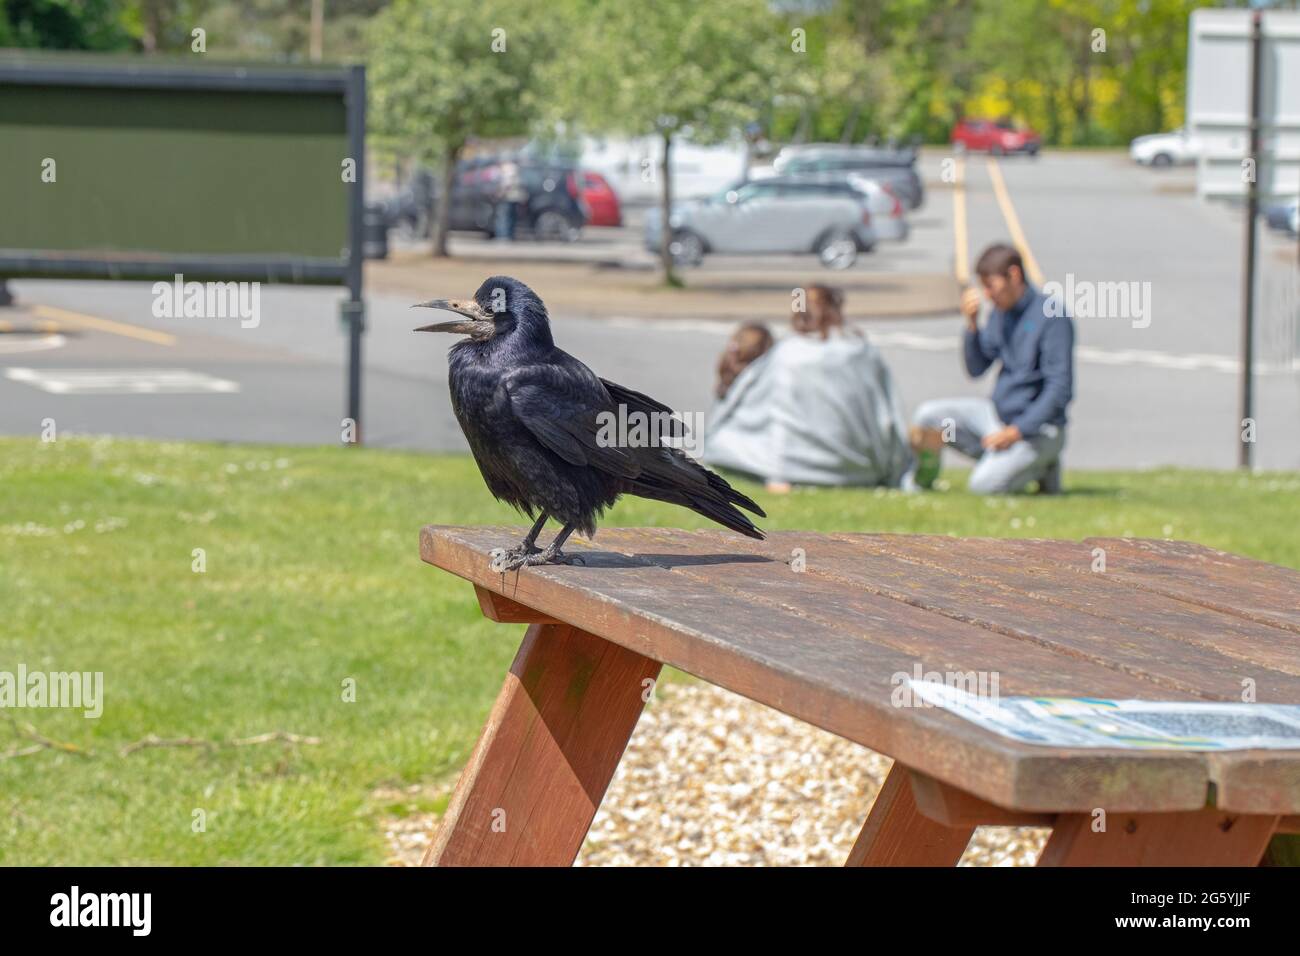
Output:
[
  {"xmin": 549, "ymin": 0, "xmax": 780, "ymax": 285},
  {"xmin": 961, "ymin": 0, "xmax": 1201, "ymax": 147},
  {"xmin": 0, "ymin": 0, "xmax": 133, "ymax": 49},
  {"xmin": 189, "ymin": 0, "xmax": 391, "ymax": 61},
  {"xmin": 369, "ymin": 0, "xmax": 555, "ymax": 256}
]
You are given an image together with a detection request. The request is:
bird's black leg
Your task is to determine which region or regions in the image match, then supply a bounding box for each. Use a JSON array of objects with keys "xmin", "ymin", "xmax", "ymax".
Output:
[
  {"xmin": 526, "ymin": 522, "xmax": 586, "ymax": 567},
  {"xmin": 489, "ymin": 512, "xmax": 548, "ymax": 571},
  {"xmin": 495, "ymin": 521, "xmax": 586, "ymax": 571}
]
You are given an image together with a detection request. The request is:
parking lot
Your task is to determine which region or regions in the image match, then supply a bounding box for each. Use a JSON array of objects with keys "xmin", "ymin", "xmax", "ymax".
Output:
[{"xmin": 2, "ymin": 149, "xmax": 1297, "ymax": 470}]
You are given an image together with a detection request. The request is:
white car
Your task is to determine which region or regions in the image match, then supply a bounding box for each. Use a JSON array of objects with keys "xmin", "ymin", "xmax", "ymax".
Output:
[
  {"xmin": 1130, "ymin": 129, "xmax": 1201, "ymax": 167},
  {"xmin": 844, "ymin": 175, "xmax": 909, "ymax": 242},
  {"xmin": 570, "ymin": 135, "xmax": 748, "ymax": 203},
  {"xmin": 644, "ymin": 177, "xmax": 881, "ymax": 270}
]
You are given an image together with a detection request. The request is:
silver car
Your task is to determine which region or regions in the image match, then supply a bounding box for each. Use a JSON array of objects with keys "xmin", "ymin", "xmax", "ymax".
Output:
[
  {"xmin": 644, "ymin": 178, "xmax": 879, "ymax": 269},
  {"xmin": 770, "ymin": 144, "xmax": 925, "ymax": 209}
]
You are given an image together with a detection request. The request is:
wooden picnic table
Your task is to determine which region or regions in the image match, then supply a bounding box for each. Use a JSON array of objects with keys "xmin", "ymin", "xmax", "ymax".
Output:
[{"xmin": 419, "ymin": 525, "xmax": 1300, "ymax": 867}]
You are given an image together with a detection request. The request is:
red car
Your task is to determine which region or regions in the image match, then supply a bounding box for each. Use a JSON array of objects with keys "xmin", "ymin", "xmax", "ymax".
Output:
[
  {"xmin": 578, "ymin": 171, "xmax": 622, "ymax": 227},
  {"xmin": 951, "ymin": 118, "xmax": 1041, "ymax": 156}
]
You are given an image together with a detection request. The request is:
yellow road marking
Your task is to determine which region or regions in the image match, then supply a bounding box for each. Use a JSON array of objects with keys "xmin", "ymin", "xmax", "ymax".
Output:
[
  {"xmin": 32, "ymin": 304, "xmax": 176, "ymax": 346},
  {"xmin": 1, "ymin": 319, "xmax": 64, "ymax": 333},
  {"xmin": 952, "ymin": 156, "xmax": 969, "ymax": 284},
  {"xmin": 985, "ymin": 157, "xmax": 1045, "ymax": 285}
]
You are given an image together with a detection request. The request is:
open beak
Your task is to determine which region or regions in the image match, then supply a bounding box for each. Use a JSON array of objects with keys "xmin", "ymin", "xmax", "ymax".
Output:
[{"xmin": 411, "ymin": 298, "xmax": 495, "ymax": 337}]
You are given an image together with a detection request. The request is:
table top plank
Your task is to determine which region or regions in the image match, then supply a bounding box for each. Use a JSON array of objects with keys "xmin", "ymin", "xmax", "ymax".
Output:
[
  {"xmin": 853, "ymin": 534, "xmax": 1300, "ymax": 680},
  {"xmin": 421, "ymin": 525, "xmax": 1300, "ymax": 813},
  {"xmin": 682, "ymin": 529, "xmax": 1300, "ymax": 701},
  {"xmin": 591, "ymin": 527, "xmax": 1199, "ymax": 700},
  {"xmin": 1084, "ymin": 537, "xmax": 1300, "ymax": 633}
]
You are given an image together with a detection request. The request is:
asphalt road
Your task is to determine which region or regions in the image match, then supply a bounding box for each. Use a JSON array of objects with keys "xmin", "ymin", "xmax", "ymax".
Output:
[{"xmin": 2, "ymin": 149, "xmax": 1297, "ymax": 470}]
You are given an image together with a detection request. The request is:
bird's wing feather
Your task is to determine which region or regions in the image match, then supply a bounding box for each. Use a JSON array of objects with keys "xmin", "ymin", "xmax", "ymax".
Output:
[
  {"xmin": 595, "ymin": 374, "xmax": 764, "ymax": 520},
  {"xmin": 504, "ymin": 363, "xmax": 642, "ymax": 478},
  {"xmin": 599, "ymin": 377, "xmax": 686, "ymax": 439},
  {"xmin": 599, "ymin": 371, "xmax": 766, "ymax": 520},
  {"xmin": 508, "ymin": 358, "xmax": 765, "ymax": 536},
  {"xmin": 597, "ymin": 376, "xmax": 765, "ymax": 522}
]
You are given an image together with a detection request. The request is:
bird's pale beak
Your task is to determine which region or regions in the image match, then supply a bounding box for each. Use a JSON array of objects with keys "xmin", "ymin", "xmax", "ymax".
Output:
[{"xmin": 411, "ymin": 298, "xmax": 495, "ymax": 337}]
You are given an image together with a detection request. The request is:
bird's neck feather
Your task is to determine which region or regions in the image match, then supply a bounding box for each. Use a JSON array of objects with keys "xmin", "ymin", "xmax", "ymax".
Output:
[
  {"xmin": 450, "ymin": 324, "xmax": 553, "ymax": 366},
  {"xmin": 515, "ymin": 308, "xmax": 554, "ymax": 351}
]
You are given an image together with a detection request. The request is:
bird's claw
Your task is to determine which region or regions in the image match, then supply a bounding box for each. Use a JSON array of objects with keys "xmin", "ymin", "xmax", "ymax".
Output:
[
  {"xmin": 489, "ymin": 544, "xmax": 542, "ymax": 573},
  {"xmin": 541, "ymin": 551, "xmax": 586, "ymax": 567},
  {"xmin": 490, "ymin": 547, "xmax": 585, "ymax": 572}
]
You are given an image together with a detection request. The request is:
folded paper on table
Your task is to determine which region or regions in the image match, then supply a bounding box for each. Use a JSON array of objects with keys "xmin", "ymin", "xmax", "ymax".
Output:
[{"xmin": 907, "ymin": 679, "xmax": 1300, "ymax": 750}]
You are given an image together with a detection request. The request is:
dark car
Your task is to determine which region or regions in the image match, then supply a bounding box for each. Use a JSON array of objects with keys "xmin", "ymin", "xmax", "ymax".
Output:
[
  {"xmin": 380, "ymin": 167, "xmax": 436, "ymax": 240},
  {"xmin": 1264, "ymin": 198, "xmax": 1299, "ymax": 237},
  {"xmin": 447, "ymin": 158, "xmax": 588, "ymax": 241},
  {"xmin": 769, "ymin": 145, "xmax": 925, "ymax": 210}
]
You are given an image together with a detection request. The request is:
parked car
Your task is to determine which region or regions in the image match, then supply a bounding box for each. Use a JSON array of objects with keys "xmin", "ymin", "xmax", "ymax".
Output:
[
  {"xmin": 951, "ymin": 118, "xmax": 1041, "ymax": 156},
  {"xmin": 568, "ymin": 135, "xmax": 749, "ymax": 203},
  {"xmin": 773, "ymin": 142, "xmax": 919, "ymax": 167},
  {"xmin": 363, "ymin": 202, "xmax": 389, "ymax": 259},
  {"xmin": 1129, "ymin": 128, "xmax": 1202, "ymax": 167},
  {"xmin": 379, "ymin": 167, "xmax": 436, "ymax": 241},
  {"xmin": 768, "ymin": 144, "xmax": 925, "ymax": 209},
  {"xmin": 845, "ymin": 175, "xmax": 909, "ymax": 243},
  {"xmin": 577, "ymin": 170, "xmax": 622, "ymax": 227},
  {"xmin": 760, "ymin": 170, "xmax": 909, "ymax": 243},
  {"xmin": 1264, "ymin": 198, "xmax": 1299, "ymax": 236},
  {"xmin": 644, "ymin": 177, "xmax": 881, "ymax": 270},
  {"xmin": 447, "ymin": 157, "xmax": 588, "ymax": 241}
]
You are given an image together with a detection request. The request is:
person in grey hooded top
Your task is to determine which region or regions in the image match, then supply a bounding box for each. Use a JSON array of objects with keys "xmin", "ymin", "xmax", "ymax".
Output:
[{"xmin": 702, "ymin": 286, "xmax": 913, "ymax": 492}]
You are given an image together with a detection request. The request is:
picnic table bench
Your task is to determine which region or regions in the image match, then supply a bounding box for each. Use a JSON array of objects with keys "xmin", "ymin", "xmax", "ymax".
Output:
[{"xmin": 419, "ymin": 525, "xmax": 1300, "ymax": 867}]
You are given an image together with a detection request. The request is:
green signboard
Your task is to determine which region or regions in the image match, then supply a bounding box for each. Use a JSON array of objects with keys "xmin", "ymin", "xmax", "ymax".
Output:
[
  {"xmin": 0, "ymin": 52, "xmax": 368, "ymax": 431},
  {"xmin": 0, "ymin": 52, "xmax": 364, "ymax": 285}
]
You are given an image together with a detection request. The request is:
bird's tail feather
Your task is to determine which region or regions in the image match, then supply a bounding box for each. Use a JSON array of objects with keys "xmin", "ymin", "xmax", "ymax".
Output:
[
  {"xmin": 627, "ymin": 452, "xmax": 765, "ymax": 540},
  {"xmin": 689, "ymin": 495, "xmax": 766, "ymax": 539},
  {"xmin": 600, "ymin": 375, "xmax": 765, "ymax": 524},
  {"xmin": 632, "ymin": 482, "xmax": 765, "ymax": 539},
  {"xmin": 704, "ymin": 468, "xmax": 765, "ymax": 518}
]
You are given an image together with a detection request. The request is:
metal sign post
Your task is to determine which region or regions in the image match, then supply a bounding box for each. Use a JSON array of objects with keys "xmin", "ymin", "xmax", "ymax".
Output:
[
  {"xmin": 345, "ymin": 65, "xmax": 367, "ymax": 444},
  {"xmin": 1239, "ymin": 10, "xmax": 1262, "ymax": 470}
]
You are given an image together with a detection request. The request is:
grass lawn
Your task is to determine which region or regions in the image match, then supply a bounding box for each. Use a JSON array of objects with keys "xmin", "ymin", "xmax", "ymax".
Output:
[{"xmin": 1, "ymin": 435, "xmax": 1297, "ymax": 865}]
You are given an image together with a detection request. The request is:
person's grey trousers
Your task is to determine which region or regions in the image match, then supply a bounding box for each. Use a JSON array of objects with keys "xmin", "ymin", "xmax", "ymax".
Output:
[{"xmin": 914, "ymin": 397, "xmax": 1065, "ymax": 494}]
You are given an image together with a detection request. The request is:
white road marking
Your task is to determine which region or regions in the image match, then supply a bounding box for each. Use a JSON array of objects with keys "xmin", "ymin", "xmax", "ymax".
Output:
[
  {"xmin": 601, "ymin": 316, "xmax": 1300, "ymax": 374},
  {"xmin": 4, "ymin": 368, "xmax": 240, "ymax": 395},
  {"xmin": 0, "ymin": 334, "xmax": 68, "ymax": 354},
  {"xmin": 869, "ymin": 332, "xmax": 1299, "ymax": 374}
]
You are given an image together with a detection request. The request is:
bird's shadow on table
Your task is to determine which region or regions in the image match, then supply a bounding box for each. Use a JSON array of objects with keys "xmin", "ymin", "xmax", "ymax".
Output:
[{"xmin": 570, "ymin": 551, "xmax": 773, "ymax": 571}]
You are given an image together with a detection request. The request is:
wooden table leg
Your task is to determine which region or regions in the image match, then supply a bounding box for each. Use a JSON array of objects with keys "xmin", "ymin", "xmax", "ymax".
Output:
[
  {"xmin": 1038, "ymin": 810, "xmax": 1281, "ymax": 866},
  {"xmin": 423, "ymin": 621, "xmax": 661, "ymax": 866},
  {"xmin": 845, "ymin": 762, "xmax": 976, "ymax": 866}
]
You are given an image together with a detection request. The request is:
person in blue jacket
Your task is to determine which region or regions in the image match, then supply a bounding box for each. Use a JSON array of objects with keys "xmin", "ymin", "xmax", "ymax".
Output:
[{"xmin": 912, "ymin": 243, "xmax": 1074, "ymax": 494}]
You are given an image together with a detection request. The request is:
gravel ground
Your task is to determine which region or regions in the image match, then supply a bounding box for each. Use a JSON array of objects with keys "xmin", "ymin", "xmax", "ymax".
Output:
[{"xmin": 387, "ymin": 680, "xmax": 1049, "ymax": 867}]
